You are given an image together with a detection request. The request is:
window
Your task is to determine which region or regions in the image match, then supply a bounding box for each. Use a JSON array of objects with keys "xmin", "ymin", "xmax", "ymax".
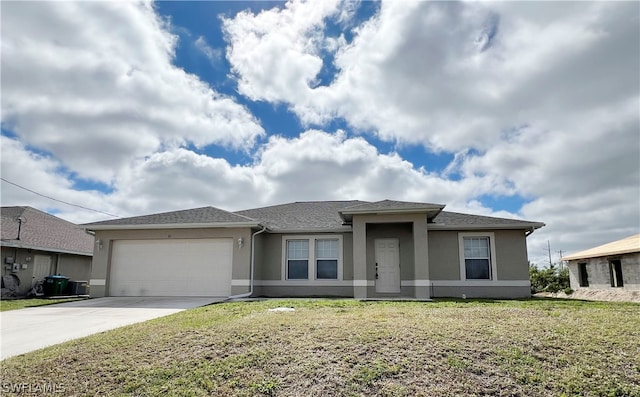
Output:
[
  {"xmin": 578, "ymin": 263, "xmax": 589, "ymax": 287},
  {"xmin": 464, "ymin": 237, "xmax": 491, "ymax": 279},
  {"xmin": 316, "ymin": 239, "xmax": 338, "ymax": 279},
  {"xmin": 283, "ymin": 236, "xmax": 342, "ymax": 281},
  {"xmin": 609, "ymin": 260, "xmax": 624, "ymax": 288},
  {"xmin": 458, "ymin": 232, "xmax": 497, "ymax": 281},
  {"xmin": 286, "ymin": 240, "xmax": 309, "ymax": 279}
]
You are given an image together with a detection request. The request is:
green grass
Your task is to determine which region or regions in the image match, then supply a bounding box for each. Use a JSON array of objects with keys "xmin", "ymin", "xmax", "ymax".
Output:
[
  {"xmin": 1, "ymin": 298, "xmax": 639, "ymax": 396},
  {"xmin": 0, "ymin": 297, "xmax": 85, "ymax": 312}
]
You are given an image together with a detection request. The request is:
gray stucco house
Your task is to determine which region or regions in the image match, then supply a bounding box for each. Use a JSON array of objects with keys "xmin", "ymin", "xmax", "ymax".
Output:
[
  {"xmin": 563, "ymin": 234, "xmax": 640, "ymax": 291},
  {"xmin": 1, "ymin": 206, "xmax": 94, "ymax": 296},
  {"xmin": 85, "ymin": 200, "xmax": 544, "ymax": 300}
]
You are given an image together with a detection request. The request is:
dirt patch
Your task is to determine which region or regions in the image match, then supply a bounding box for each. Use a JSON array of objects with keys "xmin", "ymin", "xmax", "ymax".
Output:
[{"xmin": 537, "ymin": 289, "xmax": 640, "ymax": 303}]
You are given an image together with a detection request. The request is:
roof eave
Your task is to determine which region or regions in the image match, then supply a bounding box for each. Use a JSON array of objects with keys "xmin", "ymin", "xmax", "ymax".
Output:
[
  {"xmin": 268, "ymin": 227, "xmax": 353, "ymax": 234},
  {"xmin": 85, "ymin": 222, "xmax": 261, "ymax": 231},
  {"xmin": 339, "ymin": 206, "xmax": 445, "ymax": 221},
  {"xmin": 563, "ymin": 248, "xmax": 640, "ymax": 261},
  {"xmin": 340, "ymin": 206, "xmax": 444, "ymax": 215},
  {"xmin": 428, "ymin": 223, "xmax": 545, "ymax": 232},
  {"xmin": 0, "ymin": 241, "xmax": 93, "ymax": 256}
]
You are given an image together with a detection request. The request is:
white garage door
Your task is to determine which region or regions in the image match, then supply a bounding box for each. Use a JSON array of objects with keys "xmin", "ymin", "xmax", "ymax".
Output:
[{"xmin": 109, "ymin": 238, "xmax": 233, "ymax": 297}]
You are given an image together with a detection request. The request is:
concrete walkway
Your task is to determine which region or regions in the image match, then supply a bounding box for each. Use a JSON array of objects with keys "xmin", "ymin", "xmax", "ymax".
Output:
[{"xmin": 0, "ymin": 297, "xmax": 225, "ymax": 360}]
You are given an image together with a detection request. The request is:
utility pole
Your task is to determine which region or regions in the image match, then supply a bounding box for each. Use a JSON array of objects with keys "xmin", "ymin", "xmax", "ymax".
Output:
[
  {"xmin": 557, "ymin": 250, "xmax": 565, "ymax": 270},
  {"xmin": 547, "ymin": 240, "xmax": 552, "ymax": 267}
]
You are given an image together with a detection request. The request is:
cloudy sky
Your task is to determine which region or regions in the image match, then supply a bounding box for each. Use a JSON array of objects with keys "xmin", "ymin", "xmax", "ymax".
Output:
[{"xmin": 1, "ymin": 0, "xmax": 638, "ymax": 265}]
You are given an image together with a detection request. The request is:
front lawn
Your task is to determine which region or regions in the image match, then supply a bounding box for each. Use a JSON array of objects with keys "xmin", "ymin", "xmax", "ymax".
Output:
[
  {"xmin": 0, "ymin": 298, "xmax": 85, "ymax": 312},
  {"xmin": 1, "ymin": 298, "xmax": 639, "ymax": 396}
]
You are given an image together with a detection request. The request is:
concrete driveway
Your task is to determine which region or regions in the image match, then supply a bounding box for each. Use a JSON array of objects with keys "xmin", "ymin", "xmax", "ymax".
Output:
[{"xmin": 0, "ymin": 297, "xmax": 225, "ymax": 360}]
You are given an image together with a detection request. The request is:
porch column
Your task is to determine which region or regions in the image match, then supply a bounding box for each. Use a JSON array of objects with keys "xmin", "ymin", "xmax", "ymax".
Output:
[
  {"xmin": 352, "ymin": 216, "xmax": 368, "ymax": 299},
  {"xmin": 413, "ymin": 215, "xmax": 430, "ymax": 299}
]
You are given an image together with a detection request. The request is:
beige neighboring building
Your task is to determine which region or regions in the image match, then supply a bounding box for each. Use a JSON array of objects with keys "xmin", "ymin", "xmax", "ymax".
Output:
[
  {"xmin": 1, "ymin": 206, "xmax": 94, "ymax": 296},
  {"xmin": 564, "ymin": 234, "xmax": 640, "ymax": 291},
  {"xmin": 85, "ymin": 200, "xmax": 545, "ymax": 300}
]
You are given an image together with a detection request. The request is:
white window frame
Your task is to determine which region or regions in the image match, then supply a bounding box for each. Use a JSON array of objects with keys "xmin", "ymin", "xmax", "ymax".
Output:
[
  {"xmin": 458, "ymin": 232, "xmax": 498, "ymax": 281},
  {"xmin": 282, "ymin": 235, "xmax": 343, "ymax": 281}
]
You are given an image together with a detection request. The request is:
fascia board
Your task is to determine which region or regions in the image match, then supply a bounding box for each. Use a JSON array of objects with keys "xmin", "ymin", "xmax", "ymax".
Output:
[
  {"xmin": 564, "ymin": 249, "xmax": 639, "ymax": 261},
  {"xmin": 85, "ymin": 222, "xmax": 261, "ymax": 231},
  {"xmin": 340, "ymin": 206, "xmax": 444, "ymax": 216},
  {"xmin": 0, "ymin": 241, "xmax": 92, "ymax": 256},
  {"xmin": 428, "ymin": 223, "xmax": 545, "ymax": 231},
  {"xmin": 267, "ymin": 228, "xmax": 353, "ymax": 234}
]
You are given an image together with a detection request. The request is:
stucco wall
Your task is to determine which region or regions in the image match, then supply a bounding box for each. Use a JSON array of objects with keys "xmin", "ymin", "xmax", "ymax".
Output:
[
  {"xmin": 254, "ymin": 233, "xmax": 282, "ymax": 280},
  {"xmin": 57, "ymin": 255, "xmax": 92, "ymax": 282},
  {"xmin": 1, "ymin": 247, "xmax": 39, "ymax": 295},
  {"xmin": 365, "ymin": 223, "xmax": 414, "ymax": 281},
  {"xmin": 427, "ymin": 229, "xmax": 529, "ymax": 281},
  {"xmin": 494, "ymin": 230, "xmax": 530, "ymax": 280},
  {"xmin": 254, "ymin": 232, "xmax": 354, "ymax": 282},
  {"xmin": 90, "ymin": 227, "xmax": 252, "ymax": 297},
  {"xmin": 568, "ymin": 252, "xmax": 640, "ymax": 291},
  {"xmin": 1, "ymin": 247, "xmax": 91, "ymax": 296},
  {"xmin": 431, "ymin": 285, "xmax": 530, "ymax": 299},
  {"xmin": 351, "ymin": 213, "xmax": 429, "ymax": 299},
  {"xmin": 428, "ymin": 231, "xmax": 460, "ymax": 280}
]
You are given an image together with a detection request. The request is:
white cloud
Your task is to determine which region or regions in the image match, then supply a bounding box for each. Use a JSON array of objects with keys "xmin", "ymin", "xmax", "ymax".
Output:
[
  {"xmin": 2, "ymin": 0, "xmax": 637, "ymax": 264},
  {"xmin": 194, "ymin": 36, "xmax": 222, "ymax": 64},
  {"xmin": 1, "ymin": 1, "xmax": 264, "ymax": 183},
  {"xmin": 2, "ymin": 130, "xmax": 504, "ymax": 221},
  {"xmin": 220, "ymin": 0, "xmax": 639, "ymax": 261},
  {"xmin": 222, "ymin": 0, "xmax": 345, "ymax": 102},
  {"xmin": 0, "ymin": 136, "xmax": 118, "ymax": 224},
  {"xmin": 222, "ymin": 1, "xmax": 638, "ymax": 152}
]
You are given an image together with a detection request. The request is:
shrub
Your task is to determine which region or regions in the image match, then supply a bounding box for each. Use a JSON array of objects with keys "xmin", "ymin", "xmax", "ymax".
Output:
[{"xmin": 530, "ymin": 263, "xmax": 570, "ymax": 294}]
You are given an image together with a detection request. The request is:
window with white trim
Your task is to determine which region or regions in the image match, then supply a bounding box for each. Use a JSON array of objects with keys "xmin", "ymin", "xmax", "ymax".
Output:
[
  {"xmin": 283, "ymin": 236, "xmax": 343, "ymax": 280},
  {"xmin": 459, "ymin": 232, "xmax": 497, "ymax": 281},
  {"xmin": 316, "ymin": 239, "xmax": 339, "ymax": 279},
  {"xmin": 286, "ymin": 240, "xmax": 309, "ymax": 279}
]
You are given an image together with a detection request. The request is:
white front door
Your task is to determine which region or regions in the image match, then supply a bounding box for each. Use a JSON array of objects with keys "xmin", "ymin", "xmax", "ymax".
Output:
[
  {"xmin": 33, "ymin": 255, "xmax": 52, "ymax": 283},
  {"xmin": 375, "ymin": 238, "xmax": 400, "ymax": 293}
]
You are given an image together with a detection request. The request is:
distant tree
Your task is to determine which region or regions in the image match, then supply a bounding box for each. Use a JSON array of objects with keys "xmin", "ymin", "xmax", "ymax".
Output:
[{"xmin": 529, "ymin": 263, "xmax": 570, "ymax": 294}]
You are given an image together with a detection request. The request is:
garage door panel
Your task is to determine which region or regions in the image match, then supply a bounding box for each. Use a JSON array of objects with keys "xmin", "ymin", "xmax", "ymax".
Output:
[{"xmin": 110, "ymin": 238, "xmax": 233, "ymax": 297}]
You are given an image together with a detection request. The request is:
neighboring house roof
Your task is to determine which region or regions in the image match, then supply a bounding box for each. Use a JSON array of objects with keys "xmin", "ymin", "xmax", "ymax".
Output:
[
  {"xmin": 236, "ymin": 201, "xmax": 365, "ymax": 232},
  {"xmin": 563, "ymin": 234, "xmax": 640, "ymax": 261},
  {"xmin": 84, "ymin": 206, "xmax": 260, "ymax": 230},
  {"xmin": 82, "ymin": 200, "xmax": 544, "ymax": 234},
  {"xmin": 1, "ymin": 206, "xmax": 93, "ymax": 256}
]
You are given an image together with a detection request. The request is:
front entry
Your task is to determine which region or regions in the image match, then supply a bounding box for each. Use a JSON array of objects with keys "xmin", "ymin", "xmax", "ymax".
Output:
[{"xmin": 375, "ymin": 238, "xmax": 400, "ymax": 293}]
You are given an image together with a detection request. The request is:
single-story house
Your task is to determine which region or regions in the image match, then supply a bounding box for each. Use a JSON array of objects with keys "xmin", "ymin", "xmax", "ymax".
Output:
[
  {"xmin": 85, "ymin": 200, "xmax": 544, "ymax": 300},
  {"xmin": 1, "ymin": 206, "xmax": 94, "ymax": 296},
  {"xmin": 563, "ymin": 234, "xmax": 640, "ymax": 291}
]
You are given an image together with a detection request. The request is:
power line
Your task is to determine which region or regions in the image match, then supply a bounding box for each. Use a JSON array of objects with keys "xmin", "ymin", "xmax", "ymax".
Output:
[{"xmin": 1, "ymin": 177, "xmax": 120, "ymax": 218}]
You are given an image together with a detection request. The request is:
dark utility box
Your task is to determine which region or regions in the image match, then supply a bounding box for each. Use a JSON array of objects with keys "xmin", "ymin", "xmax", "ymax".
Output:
[{"xmin": 67, "ymin": 280, "xmax": 89, "ymax": 295}]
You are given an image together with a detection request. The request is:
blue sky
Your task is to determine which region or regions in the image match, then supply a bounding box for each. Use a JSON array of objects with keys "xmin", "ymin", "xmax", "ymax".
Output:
[{"xmin": 1, "ymin": 0, "xmax": 639, "ymax": 264}]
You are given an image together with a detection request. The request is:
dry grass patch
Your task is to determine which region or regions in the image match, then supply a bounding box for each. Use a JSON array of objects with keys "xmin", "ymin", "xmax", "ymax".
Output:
[{"xmin": 1, "ymin": 299, "xmax": 639, "ymax": 396}]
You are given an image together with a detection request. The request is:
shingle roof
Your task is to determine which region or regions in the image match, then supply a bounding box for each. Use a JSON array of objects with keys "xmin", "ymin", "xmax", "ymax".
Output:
[
  {"xmin": 1, "ymin": 207, "xmax": 94, "ymax": 255},
  {"xmin": 236, "ymin": 201, "xmax": 543, "ymax": 232},
  {"xmin": 235, "ymin": 201, "xmax": 366, "ymax": 231},
  {"xmin": 563, "ymin": 234, "xmax": 640, "ymax": 261},
  {"xmin": 81, "ymin": 200, "xmax": 544, "ymax": 233},
  {"xmin": 84, "ymin": 206, "xmax": 258, "ymax": 228},
  {"xmin": 432, "ymin": 211, "xmax": 544, "ymax": 229},
  {"xmin": 341, "ymin": 200, "xmax": 445, "ymax": 212}
]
